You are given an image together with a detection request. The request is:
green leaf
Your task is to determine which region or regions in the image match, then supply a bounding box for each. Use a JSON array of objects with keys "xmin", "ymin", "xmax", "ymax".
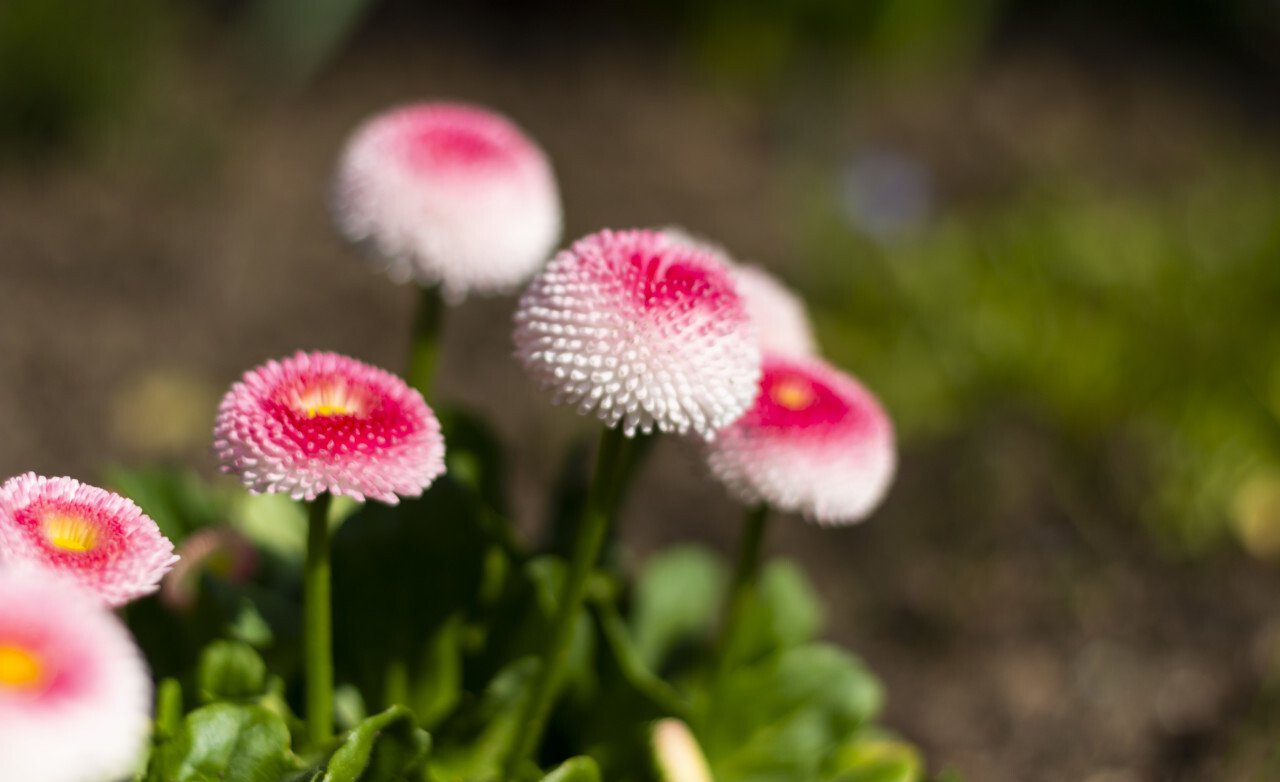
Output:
[
  {"xmin": 758, "ymin": 560, "xmax": 825, "ymax": 648},
  {"xmin": 467, "ymin": 556, "xmax": 595, "ymax": 702},
  {"xmin": 630, "ymin": 546, "xmax": 727, "ymax": 671},
  {"xmin": 541, "ymin": 756, "xmax": 601, "ymax": 782},
  {"xmin": 322, "ymin": 706, "xmax": 431, "ymax": 782},
  {"xmin": 723, "ymin": 559, "xmax": 825, "ymax": 668},
  {"xmin": 824, "ymin": 733, "xmax": 923, "ymax": 782},
  {"xmin": 437, "ymin": 405, "xmax": 512, "ymax": 519},
  {"xmin": 429, "ymin": 657, "xmax": 537, "ymax": 782},
  {"xmin": 699, "ymin": 644, "xmax": 884, "ymax": 782},
  {"xmin": 149, "ymin": 702, "xmax": 299, "ymax": 782},
  {"xmin": 409, "ymin": 613, "xmax": 464, "ymax": 730},
  {"xmin": 332, "ymin": 476, "xmax": 495, "ymax": 712},
  {"xmin": 197, "ymin": 640, "xmax": 268, "ymax": 703},
  {"xmin": 596, "ymin": 597, "xmax": 688, "ymax": 719}
]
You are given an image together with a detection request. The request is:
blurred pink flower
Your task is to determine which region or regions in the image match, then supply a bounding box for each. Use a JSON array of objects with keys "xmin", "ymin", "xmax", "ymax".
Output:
[
  {"xmin": 513, "ymin": 229, "xmax": 761, "ymax": 438},
  {"xmin": 0, "ymin": 473, "xmax": 177, "ymax": 607},
  {"xmin": 160, "ymin": 526, "xmax": 259, "ymax": 612},
  {"xmin": 213, "ymin": 351, "xmax": 446, "ymax": 504},
  {"xmin": 732, "ymin": 264, "xmax": 817, "ymax": 357},
  {"xmin": 332, "ymin": 101, "xmax": 562, "ymax": 301},
  {"xmin": 706, "ymin": 353, "xmax": 895, "ymax": 524},
  {"xmin": 0, "ymin": 568, "xmax": 151, "ymax": 782}
]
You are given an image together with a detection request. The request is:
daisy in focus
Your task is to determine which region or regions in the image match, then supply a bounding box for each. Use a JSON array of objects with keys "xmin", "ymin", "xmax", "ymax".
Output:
[
  {"xmin": 332, "ymin": 101, "xmax": 562, "ymax": 300},
  {"xmin": 0, "ymin": 568, "xmax": 152, "ymax": 782},
  {"xmin": 513, "ymin": 228, "xmax": 761, "ymax": 439},
  {"xmin": 0, "ymin": 473, "xmax": 177, "ymax": 607},
  {"xmin": 706, "ymin": 353, "xmax": 895, "ymax": 524},
  {"xmin": 213, "ymin": 351, "xmax": 446, "ymax": 504}
]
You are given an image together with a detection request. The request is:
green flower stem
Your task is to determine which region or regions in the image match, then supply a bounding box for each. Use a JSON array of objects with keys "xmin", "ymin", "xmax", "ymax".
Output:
[
  {"xmin": 406, "ymin": 285, "xmax": 444, "ymax": 401},
  {"xmin": 717, "ymin": 504, "xmax": 770, "ymax": 670},
  {"xmin": 504, "ymin": 426, "xmax": 630, "ymax": 776},
  {"xmin": 305, "ymin": 492, "xmax": 334, "ymax": 747}
]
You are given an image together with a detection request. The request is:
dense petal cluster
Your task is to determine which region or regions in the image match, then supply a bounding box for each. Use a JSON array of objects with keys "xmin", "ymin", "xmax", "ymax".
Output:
[
  {"xmin": 0, "ymin": 569, "xmax": 151, "ymax": 782},
  {"xmin": 332, "ymin": 101, "xmax": 562, "ymax": 300},
  {"xmin": 0, "ymin": 474, "xmax": 177, "ymax": 607},
  {"xmin": 213, "ymin": 351, "xmax": 446, "ymax": 504},
  {"xmin": 513, "ymin": 229, "xmax": 761, "ymax": 438},
  {"xmin": 733, "ymin": 264, "xmax": 817, "ymax": 357},
  {"xmin": 706, "ymin": 353, "xmax": 895, "ymax": 524}
]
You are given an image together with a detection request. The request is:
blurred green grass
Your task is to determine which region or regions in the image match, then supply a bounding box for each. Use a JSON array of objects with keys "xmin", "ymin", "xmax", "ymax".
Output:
[{"xmin": 799, "ymin": 157, "xmax": 1280, "ymax": 555}]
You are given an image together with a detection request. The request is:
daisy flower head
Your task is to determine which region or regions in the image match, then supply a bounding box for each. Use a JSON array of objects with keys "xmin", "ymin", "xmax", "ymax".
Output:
[
  {"xmin": 513, "ymin": 228, "xmax": 761, "ymax": 439},
  {"xmin": 706, "ymin": 353, "xmax": 895, "ymax": 524},
  {"xmin": 213, "ymin": 351, "xmax": 445, "ymax": 504},
  {"xmin": 732, "ymin": 264, "xmax": 817, "ymax": 357},
  {"xmin": 0, "ymin": 568, "xmax": 151, "ymax": 782},
  {"xmin": 660, "ymin": 228, "xmax": 817, "ymax": 356},
  {"xmin": 332, "ymin": 101, "xmax": 562, "ymax": 301},
  {"xmin": 0, "ymin": 473, "xmax": 177, "ymax": 607}
]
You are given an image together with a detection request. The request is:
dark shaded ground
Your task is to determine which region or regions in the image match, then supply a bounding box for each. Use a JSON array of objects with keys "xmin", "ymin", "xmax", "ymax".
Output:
[{"xmin": 2, "ymin": 21, "xmax": 1280, "ymax": 782}]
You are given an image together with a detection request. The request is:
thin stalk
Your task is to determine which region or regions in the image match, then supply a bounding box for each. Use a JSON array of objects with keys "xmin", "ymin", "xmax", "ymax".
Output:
[
  {"xmin": 406, "ymin": 285, "xmax": 444, "ymax": 401},
  {"xmin": 716, "ymin": 504, "xmax": 770, "ymax": 671},
  {"xmin": 305, "ymin": 492, "xmax": 334, "ymax": 747},
  {"xmin": 504, "ymin": 426, "xmax": 629, "ymax": 777}
]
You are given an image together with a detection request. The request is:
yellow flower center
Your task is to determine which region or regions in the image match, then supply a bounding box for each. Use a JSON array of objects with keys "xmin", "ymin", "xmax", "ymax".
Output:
[
  {"xmin": 307, "ymin": 404, "xmax": 349, "ymax": 418},
  {"xmin": 0, "ymin": 644, "xmax": 43, "ymax": 689},
  {"xmin": 297, "ymin": 381, "xmax": 362, "ymax": 419},
  {"xmin": 45, "ymin": 514, "xmax": 99, "ymax": 553},
  {"xmin": 770, "ymin": 376, "xmax": 816, "ymax": 411}
]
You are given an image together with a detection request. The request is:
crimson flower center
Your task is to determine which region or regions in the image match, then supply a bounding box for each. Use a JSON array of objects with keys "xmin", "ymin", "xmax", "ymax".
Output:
[{"xmin": 402, "ymin": 125, "xmax": 508, "ymax": 171}]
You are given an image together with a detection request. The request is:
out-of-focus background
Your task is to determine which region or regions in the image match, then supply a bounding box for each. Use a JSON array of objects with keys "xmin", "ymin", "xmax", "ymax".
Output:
[{"xmin": 2, "ymin": 1, "xmax": 1280, "ymax": 779}]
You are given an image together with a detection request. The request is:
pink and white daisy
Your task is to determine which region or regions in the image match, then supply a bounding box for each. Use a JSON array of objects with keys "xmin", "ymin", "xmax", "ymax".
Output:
[
  {"xmin": 332, "ymin": 101, "xmax": 562, "ymax": 301},
  {"xmin": 161, "ymin": 526, "xmax": 259, "ymax": 612},
  {"xmin": 732, "ymin": 264, "xmax": 817, "ymax": 357},
  {"xmin": 706, "ymin": 353, "xmax": 895, "ymax": 524},
  {"xmin": 513, "ymin": 229, "xmax": 761, "ymax": 439},
  {"xmin": 0, "ymin": 473, "xmax": 177, "ymax": 607},
  {"xmin": 660, "ymin": 228, "xmax": 817, "ymax": 356},
  {"xmin": 0, "ymin": 568, "xmax": 151, "ymax": 782},
  {"xmin": 213, "ymin": 351, "xmax": 446, "ymax": 504}
]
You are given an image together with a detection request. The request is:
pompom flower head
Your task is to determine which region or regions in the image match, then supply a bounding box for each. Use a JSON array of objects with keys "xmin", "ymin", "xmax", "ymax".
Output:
[
  {"xmin": 706, "ymin": 353, "xmax": 895, "ymax": 524},
  {"xmin": 213, "ymin": 351, "xmax": 445, "ymax": 504},
  {"xmin": 0, "ymin": 568, "xmax": 151, "ymax": 782},
  {"xmin": 733, "ymin": 264, "xmax": 817, "ymax": 357},
  {"xmin": 0, "ymin": 473, "xmax": 177, "ymax": 607},
  {"xmin": 513, "ymin": 228, "xmax": 761, "ymax": 438},
  {"xmin": 332, "ymin": 101, "xmax": 562, "ymax": 300}
]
